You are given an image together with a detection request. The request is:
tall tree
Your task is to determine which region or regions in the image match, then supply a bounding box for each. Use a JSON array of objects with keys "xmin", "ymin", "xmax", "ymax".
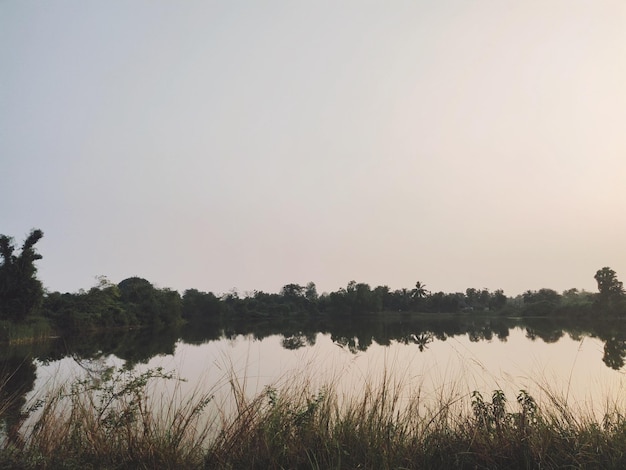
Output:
[
  {"xmin": 0, "ymin": 229, "xmax": 44, "ymax": 322},
  {"xmin": 117, "ymin": 277, "xmax": 182, "ymax": 327},
  {"xmin": 280, "ymin": 283, "xmax": 304, "ymax": 299},
  {"xmin": 594, "ymin": 267, "xmax": 624, "ymax": 298},
  {"xmin": 412, "ymin": 281, "xmax": 428, "ymax": 299},
  {"xmin": 304, "ymin": 282, "xmax": 318, "ymax": 302}
]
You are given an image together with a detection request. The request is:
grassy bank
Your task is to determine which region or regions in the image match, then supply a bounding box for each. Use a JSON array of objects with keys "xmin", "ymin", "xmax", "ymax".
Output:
[
  {"xmin": 0, "ymin": 317, "xmax": 55, "ymax": 345},
  {"xmin": 1, "ymin": 366, "xmax": 626, "ymax": 469}
]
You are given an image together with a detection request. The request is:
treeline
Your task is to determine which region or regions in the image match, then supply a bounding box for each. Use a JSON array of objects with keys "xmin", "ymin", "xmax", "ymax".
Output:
[
  {"xmin": 208, "ymin": 281, "xmax": 508, "ymax": 317},
  {"xmin": 1, "ymin": 229, "xmax": 626, "ymax": 335},
  {"xmin": 44, "ymin": 276, "xmax": 183, "ymax": 331},
  {"xmin": 33, "ymin": 271, "xmax": 626, "ymax": 333},
  {"xmin": 165, "ymin": 274, "xmax": 624, "ymax": 322}
]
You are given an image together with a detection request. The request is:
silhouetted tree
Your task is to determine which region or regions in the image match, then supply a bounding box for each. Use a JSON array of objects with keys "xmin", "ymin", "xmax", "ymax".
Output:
[
  {"xmin": 521, "ymin": 289, "xmax": 561, "ymax": 316},
  {"xmin": 0, "ymin": 229, "xmax": 44, "ymax": 322},
  {"xmin": 352, "ymin": 282, "xmax": 374, "ymax": 313},
  {"xmin": 118, "ymin": 277, "xmax": 182, "ymax": 327},
  {"xmin": 43, "ymin": 276, "xmax": 128, "ymax": 331},
  {"xmin": 281, "ymin": 283, "xmax": 304, "ymax": 299},
  {"xmin": 304, "ymin": 282, "xmax": 318, "ymax": 302},
  {"xmin": 489, "ymin": 289, "xmax": 508, "ymax": 310},
  {"xmin": 594, "ymin": 267, "xmax": 625, "ymax": 314},
  {"xmin": 595, "ymin": 267, "xmax": 624, "ymax": 297},
  {"xmin": 412, "ymin": 281, "xmax": 428, "ymax": 299},
  {"xmin": 427, "ymin": 291, "xmax": 462, "ymax": 313},
  {"xmin": 182, "ymin": 289, "xmax": 222, "ymax": 323}
]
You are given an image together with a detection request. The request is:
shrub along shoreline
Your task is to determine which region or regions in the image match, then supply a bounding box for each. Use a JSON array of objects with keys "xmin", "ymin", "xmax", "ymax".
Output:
[{"xmin": 1, "ymin": 366, "xmax": 626, "ymax": 469}]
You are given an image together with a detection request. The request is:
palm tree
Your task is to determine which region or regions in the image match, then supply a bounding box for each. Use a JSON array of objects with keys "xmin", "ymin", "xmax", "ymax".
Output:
[{"xmin": 412, "ymin": 281, "xmax": 429, "ymax": 299}]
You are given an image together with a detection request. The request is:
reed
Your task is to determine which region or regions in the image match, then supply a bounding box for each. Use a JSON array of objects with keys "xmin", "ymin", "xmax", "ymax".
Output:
[
  {"xmin": 0, "ymin": 317, "xmax": 53, "ymax": 345},
  {"xmin": 1, "ymin": 364, "xmax": 626, "ymax": 469}
]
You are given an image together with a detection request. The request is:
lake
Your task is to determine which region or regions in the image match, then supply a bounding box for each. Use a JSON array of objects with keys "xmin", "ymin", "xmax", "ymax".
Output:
[{"xmin": 3, "ymin": 313, "xmax": 626, "ymax": 442}]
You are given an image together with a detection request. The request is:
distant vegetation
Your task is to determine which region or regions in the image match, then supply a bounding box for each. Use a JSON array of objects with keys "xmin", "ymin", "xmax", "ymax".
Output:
[
  {"xmin": 2, "ymin": 229, "xmax": 626, "ymax": 468},
  {"xmin": 1, "ymin": 229, "xmax": 625, "ymax": 339}
]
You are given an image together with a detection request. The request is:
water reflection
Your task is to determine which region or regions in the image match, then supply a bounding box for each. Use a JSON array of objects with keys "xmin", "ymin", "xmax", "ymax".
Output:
[
  {"xmin": 171, "ymin": 313, "xmax": 626, "ymax": 372},
  {"xmin": 604, "ymin": 337, "xmax": 626, "ymax": 369},
  {"xmin": 0, "ymin": 355, "xmax": 36, "ymax": 448},
  {"xmin": 4, "ymin": 313, "xmax": 626, "ymax": 372},
  {"xmin": 1, "ymin": 312, "xmax": 626, "ymax": 440}
]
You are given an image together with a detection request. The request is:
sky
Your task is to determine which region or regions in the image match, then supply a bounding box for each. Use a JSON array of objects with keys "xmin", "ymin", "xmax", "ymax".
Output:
[{"xmin": 2, "ymin": 1, "xmax": 626, "ymax": 297}]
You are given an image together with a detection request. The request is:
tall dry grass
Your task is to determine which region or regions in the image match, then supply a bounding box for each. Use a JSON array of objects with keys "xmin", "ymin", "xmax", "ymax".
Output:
[{"xmin": 1, "ymin": 363, "xmax": 626, "ymax": 469}]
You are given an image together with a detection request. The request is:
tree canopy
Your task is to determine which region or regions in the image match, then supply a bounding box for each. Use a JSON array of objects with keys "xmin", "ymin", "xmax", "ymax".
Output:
[
  {"xmin": 2, "ymin": 228, "xmax": 626, "ymax": 335},
  {"xmin": 0, "ymin": 229, "xmax": 44, "ymax": 322},
  {"xmin": 595, "ymin": 267, "xmax": 624, "ymax": 297}
]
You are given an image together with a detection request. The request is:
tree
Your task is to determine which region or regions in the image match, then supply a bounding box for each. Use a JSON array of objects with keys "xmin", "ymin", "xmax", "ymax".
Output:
[
  {"xmin": 182, "ymin": 289, "xmax": 222, "ymax": 323},
  {"xmin": 489, "ymin": 289, "xmax": 507, "ymax": 310},
  {"xmin": 521, "ymin": 288, "xmax": 561, "ymax": 316},
  {"xmin": 412, "ymin": 281, "xmax": 428, "ymax": 299},
  {"xmin": 281, "ymin": 283, "xmax": 304, "ymax": 299},
  {"xmin": 594, "ymin": 267, "xmax": 624, "ymax": 298},
  {"xmin": 304, "ymin": 282, "xmax": 318, "ymax": 302},
  {"xmin": 117, "ymin": 277, "xmax": 182, "ymax": 327},
  {"xmin": 352, "ymin": 282, "xmax": 379, "ymax": 313},
  {"xmin": 0, "ymin": 229, "xmax": 44, "ymax": 322},
  {"xmin": 426, "ymin": 291, "xmax": 462, "ymax": 313}
]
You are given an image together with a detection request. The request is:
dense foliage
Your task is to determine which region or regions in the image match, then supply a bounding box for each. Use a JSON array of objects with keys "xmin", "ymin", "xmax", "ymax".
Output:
[
  {"xmin": 43, "ymin": 276, "xmax": 183, "ymax": 332},
  {"xmin": 1, "ymin": 229, "xmax": 626, "ymax": 336},
  {"xmin": 0, "ymin": 229, "xmax": 44, "ymax": 322}
]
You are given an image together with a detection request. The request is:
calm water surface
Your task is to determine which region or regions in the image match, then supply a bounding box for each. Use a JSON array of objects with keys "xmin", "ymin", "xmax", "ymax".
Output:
[{"xmin": 28, "ymin": 320, "xmax": 626, "ymax": 419}]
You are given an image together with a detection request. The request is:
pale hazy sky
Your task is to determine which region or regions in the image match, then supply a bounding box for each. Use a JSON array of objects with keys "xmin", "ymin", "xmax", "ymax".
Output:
[{"xmin": 2, "ymin": 1, "xmax": 625, "ymax": 297}]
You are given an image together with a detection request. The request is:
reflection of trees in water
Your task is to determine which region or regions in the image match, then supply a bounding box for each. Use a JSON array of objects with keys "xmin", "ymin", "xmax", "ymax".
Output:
[
  {"xmin": 522, "ymin": 317, "xmax": 569, "ymax": 343},
  {"xmin": 468, "ymin": 325, "xmax": 493, "ymax": 342},
  {"xmin": 519, "ymin": 316, "xmax": 626, "ymax": 371},
  {"xmin": 414, "ymin": 332, "xmax": 433, "ymax": 351},
  {"xmin": 398, "ymin": 332, "xmax": 433, "ymax": 351},
  {"xmin": 525, "ymin": 328, "xmax": 564, "ymax": 343},
  {"xmin": 3, "ymin": 311, "xmax": 626, "ymax": 437},
  {"xmin": 281, "ymin": 332, "xmax": 317, "ymax": 350},
  {"xmin": 467, "ymin": 318, "xmax": 515, "ymax": 343},
  {"xmin": 4, "ymin": 317, "xmax": 625, "ymax": 374},
  {"xmin": 0, "ymin": 356, "xmax": 37, "ymax": 449},
  {"xmin": 71, "ymin": 354, "xmax": 113, "ymax": 387},
  {"xmin": 1, "ymin": 311, "xmax": 626, "ymax": 452},
  {"xmin": 332, "ymin": 335, "xmax": 361, "ymax": 354},
  {"xmin": 282, "ymin": 335, "xmax": 306, "ymax": 350},
  {"xmin": 603, "ymin": 337, "xmax": 626, "ymax": 370},
  {"xmin": 330, "ymin": 333, "xmax": 373, "ymax": 354},
  {"xmin": 33, "ymin": 327, "xmax": 181, "ymax": 368},
  {"xmin": 179, "ymin": 321, "xmax": 222, "ymax": 345},
  {"xmin": 495, "ymin": 323, "xmax": 509, "ymax": 341},
  {"xmin": 310, "ymin": 316, "xmax": 519, "ymax": 353}
]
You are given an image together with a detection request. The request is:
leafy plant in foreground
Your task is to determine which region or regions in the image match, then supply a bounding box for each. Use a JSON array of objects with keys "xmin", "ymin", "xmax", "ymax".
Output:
[
  {"xmin": 471, "ymin": 389, "xmax": 539, "ymax": 435},
  {"xmin": 25, "ymin": 366, "xmax": 214, "ymax": 469}
]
